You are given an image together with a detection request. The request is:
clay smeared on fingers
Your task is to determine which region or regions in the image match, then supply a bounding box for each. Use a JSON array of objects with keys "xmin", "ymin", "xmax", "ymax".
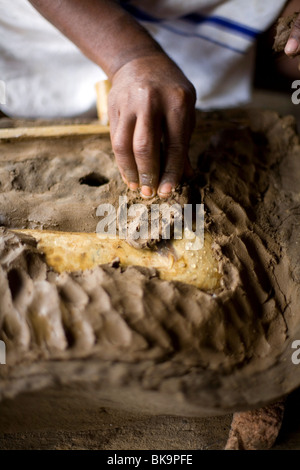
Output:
[{"xmin": 273, "ymin": 12, "xmax": 300, "ymax": 53}]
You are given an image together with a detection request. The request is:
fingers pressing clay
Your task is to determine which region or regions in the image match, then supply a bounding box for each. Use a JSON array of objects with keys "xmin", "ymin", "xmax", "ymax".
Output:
[{"xmin": 273, "ymin": 12, "xmax": 300, "ymax": 55}]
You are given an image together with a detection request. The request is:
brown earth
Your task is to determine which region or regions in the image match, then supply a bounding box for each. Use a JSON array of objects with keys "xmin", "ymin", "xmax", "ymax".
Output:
[{"xmin": 0, "ymin": 108, "xmax": 300, "ymax": 449}]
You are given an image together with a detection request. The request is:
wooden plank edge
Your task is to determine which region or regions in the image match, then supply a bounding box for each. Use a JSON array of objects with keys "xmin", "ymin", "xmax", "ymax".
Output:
[{"xmin": 0, "ymin": 124, "xmax": 110, "ymax": 140}]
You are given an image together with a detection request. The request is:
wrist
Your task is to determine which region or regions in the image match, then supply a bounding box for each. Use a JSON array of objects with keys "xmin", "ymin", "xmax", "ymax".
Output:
[
  {"xmin": 29, "ymin": 0, "xmax": 165, "ymax": 81},
  {"xmin": 92, "ymin": 9, "xmax": 165, "ymax": 80}
]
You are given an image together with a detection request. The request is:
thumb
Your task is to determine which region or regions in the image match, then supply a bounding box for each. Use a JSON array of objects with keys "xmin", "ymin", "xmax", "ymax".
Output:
[{"xmin": 285, "ymin": 13, "xmax": 300, "ymax": 56}]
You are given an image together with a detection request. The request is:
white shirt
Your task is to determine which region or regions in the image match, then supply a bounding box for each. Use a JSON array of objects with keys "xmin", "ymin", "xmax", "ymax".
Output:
[{"xmin": 0, "ymin": 0, "xmax": 287, "ymax": 118}]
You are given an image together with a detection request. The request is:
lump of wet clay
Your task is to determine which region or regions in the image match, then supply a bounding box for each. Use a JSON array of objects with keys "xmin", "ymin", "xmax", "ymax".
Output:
[
  {"xmin": 273, "ymin": 12, "xmax": 299, "ymax": 53},
  {"xmin": 124, "ymin": 182, "xmax": 191, "ymax": 249}
]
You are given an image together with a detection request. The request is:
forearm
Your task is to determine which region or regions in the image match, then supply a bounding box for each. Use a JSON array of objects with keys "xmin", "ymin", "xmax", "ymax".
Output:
[
  {"xmin": 29, "ymin": 0, "xmax": 196, "ymax": 197},
  {"xmin": 29, "ymin": 0, "xmax": 165, "ymax": 80}
]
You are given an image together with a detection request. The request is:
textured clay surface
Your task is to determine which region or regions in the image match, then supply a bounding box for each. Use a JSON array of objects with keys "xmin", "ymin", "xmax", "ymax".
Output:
[{"xmin": 0, "ymin": 110, "xmax": 300, "ymax": 428}]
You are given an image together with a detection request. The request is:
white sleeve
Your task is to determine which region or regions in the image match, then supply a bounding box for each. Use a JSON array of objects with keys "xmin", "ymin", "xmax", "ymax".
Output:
[
  {"xmin": 120, "ymin": 0, "xmax": 288, "ymax": 109},
  {"xmin": 0, "ymin": 0, "xmax": 105, "ymax": 118},
  {"xmin": 0, "ymin": 0, "xmax": 288, "ymax": 117}
]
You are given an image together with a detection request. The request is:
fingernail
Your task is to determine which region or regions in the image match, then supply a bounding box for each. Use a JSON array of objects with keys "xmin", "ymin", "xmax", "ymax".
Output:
[
  {"xmin": 141, "ymin": 185, "xmax": 155, "ymax": 198},
  {"xmin": 158, "ymin": 182, "xmax": 173, "ymax": 198},
  {"xmin": 129, "ymin": 182, "xmax": 139, "ymax": 191},
  {"xmin": 285, "ymin": 38, "xmax": 298, "ymax": 55}
]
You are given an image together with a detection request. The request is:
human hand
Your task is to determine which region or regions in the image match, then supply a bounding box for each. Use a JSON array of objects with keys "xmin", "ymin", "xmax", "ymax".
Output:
[
  {"xmin": 108, "ymin": 54, "xmax": 196, "ymax": 199},
  {"xmin": 28, "ymin": 0, "xmax": 196, "ymax": 195},
  {"xmin": 285, "ymin": 12, "xmax": 300, "ymax": 56}
]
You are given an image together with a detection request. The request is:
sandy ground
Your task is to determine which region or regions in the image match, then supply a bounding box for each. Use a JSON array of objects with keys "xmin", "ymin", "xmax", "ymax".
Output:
[
  {"xmin": 0, "ymin": 387, "xmax": 232, "ymax": 450},
  {"xmin": 0, "ymin": 386, "xmax": 299, "ymax": 450}
]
